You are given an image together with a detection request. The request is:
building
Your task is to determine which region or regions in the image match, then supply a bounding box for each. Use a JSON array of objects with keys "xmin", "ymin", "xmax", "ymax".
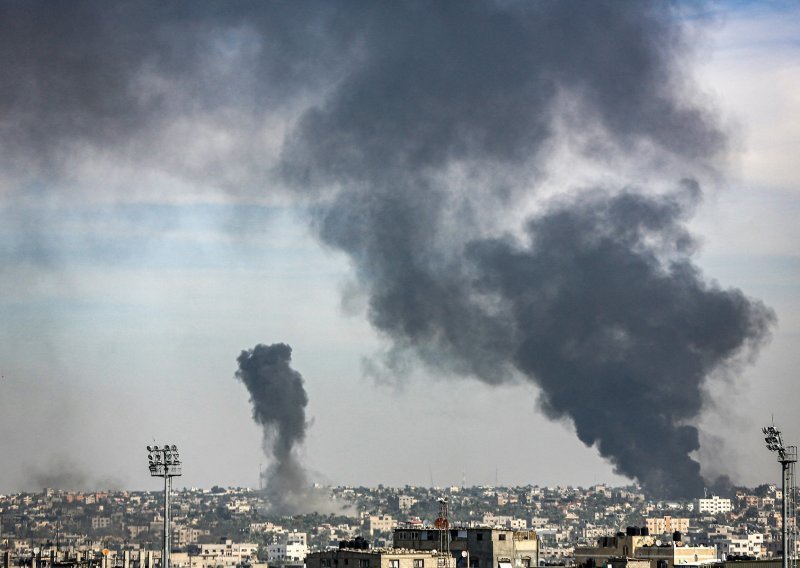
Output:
[
  {"xmin": 645, "ymin": 517, "xmax": 690, "ymax": 536},
  {"xmin": 307, "ymin": 548, "xmax": 454, "ymax": 568},
  {"xmin": 697, "ymin": 496, "xmax": 732, "ymax": 515},
  {"xmin": 395, "ymin": 496, "xmax": 417, "ymax": 512},
  {"xmin": 481, "ymin": 515, "xmax": 527, "ymax": 531},
  {"xmin": 392, "ymin": 527, "xmax": 539, "ymax": 568},
  {"xmin": 91, "ymin": 517, "xmax": 112, "ymax": 530},
  {"xmin": 184, "ymin": 539, "xmax": 259, "ymax": 568},
  {"xmin": 722, "ymin": 560, "xmax": 779, "ymax": 568},
  {"xmin": 714, "ymin": 534, "xmax": 765, "ymax": 559},
  {"xmin": 367, "ymin": 516, "xmax": 398, "ymax": 536},
  {"xmin": 173, "ymin": 526, "xmax": 209, "ymax": 548},
  {"xmin": 574, "ymin": 528, "xmax": 718, "ymax": 568},
  {"xmin": 267, "ymin": 531, "xmax": 309, "ymax": 564},
  {"xmin": 1, "ymin": 546, "xmax": 263, "ymax": 568},
  {"xmin": 539, "ymin": 544, "xmax": 574, "ymax": 564}
]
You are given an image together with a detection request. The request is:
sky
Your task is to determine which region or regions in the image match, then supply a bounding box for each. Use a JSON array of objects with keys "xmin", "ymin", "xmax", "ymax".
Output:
[{"xmin": 0, "ymin": 1, "xmax": 798, "ymax": 498}]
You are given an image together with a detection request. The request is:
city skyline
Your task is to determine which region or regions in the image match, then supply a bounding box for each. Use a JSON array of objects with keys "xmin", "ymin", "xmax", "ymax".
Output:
[{"xmin": 0, "ymin": 2, "xmax": 798, "ymax": 494}]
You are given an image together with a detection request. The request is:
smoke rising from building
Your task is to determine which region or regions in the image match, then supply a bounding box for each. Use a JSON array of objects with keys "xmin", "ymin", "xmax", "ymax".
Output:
[
  {"xmin": 467, "ymin": 186, "xmax": 773, "ymax": 497},
  {"xmin": 276, "ymin": 3, "xmax": 776, "ymax": 497},
  {"xmin": 0, "ymin": 2, "xmax": 778, "ymax": 496},
  {"xmin": 235, "ymin": 343, "xmax": 311, "ymax": 513}
]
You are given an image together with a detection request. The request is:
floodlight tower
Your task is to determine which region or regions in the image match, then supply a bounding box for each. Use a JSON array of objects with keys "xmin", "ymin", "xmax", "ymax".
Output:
[
  {"xmin": 147, "ymin": 444, "xmax": 182, "ymax": 568},
  {"xmin": 763, "ymin": 425, "xmax": 797, "ymax": 568}
]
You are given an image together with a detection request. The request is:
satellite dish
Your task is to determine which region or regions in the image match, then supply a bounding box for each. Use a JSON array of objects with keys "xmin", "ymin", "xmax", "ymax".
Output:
[
  {"xmin": 656, "ymin": 540, "xmax": 662, "ymax": 546},
  {"xmin": 462, "ymin": 552, "xmax": 468, "ymax": 558}
]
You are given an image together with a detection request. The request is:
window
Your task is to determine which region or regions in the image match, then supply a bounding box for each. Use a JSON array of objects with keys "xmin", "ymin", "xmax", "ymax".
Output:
[
  {"xmin": 322, "ymin": 560, "xmax": 332, "ymax": 568},
  {"xmin": 359, "ymin": 560, "xmax": 370, "ymax": 568},
  {"xmin": 477, "ymin": 534, "xmax": 483, "ymax": 541},
  {"xmin": 499, "ymin": 535, "xmax": 506, "ymax": 541},
  {"xmin": 414, "ymin": 560, "xmax": 424, "ymax": 568},
  {"xmin": 390, "ymin": 561, "xmax": 400, "ymax": 568}
]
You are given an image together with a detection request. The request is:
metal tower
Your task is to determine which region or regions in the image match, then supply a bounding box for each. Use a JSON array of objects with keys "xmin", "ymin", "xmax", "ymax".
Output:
[
  {"xmin": 147, "ymin": 444, "xmax": 182, "ymax": 568},
  {"xmin": 435, "ymin": 497, "xmax": 451, "ymax": 564},
  {"xmin": 763, "ymin": 425, "xmax": 797, "ymax": 568}
]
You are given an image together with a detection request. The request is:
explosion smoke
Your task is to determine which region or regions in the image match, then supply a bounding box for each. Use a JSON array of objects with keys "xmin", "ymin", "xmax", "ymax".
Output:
[
  {"xmin": 0, "ymin": 2, "xmax": 777, "ymax": 497},
  {"xmin": 235, "ymin": 343, "xmax": 310, "ymax": 513},
  {"xmin": 278, "ymin": 3, "xmax": 775, "ymax": 497}
]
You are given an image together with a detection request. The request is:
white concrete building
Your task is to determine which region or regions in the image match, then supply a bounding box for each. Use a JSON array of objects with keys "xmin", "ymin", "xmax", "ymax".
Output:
[
  {"xmin": 267, "ymin": 531, "xmax": 309, "ymax": 564},
  {"xmin": 717, "ymin": 533, "xmax": 765, "ymax": 558},
  {"xmin": 483, "ymin": 514, "xmax": 527, "ymax": 529},
  {"xmin": 184, "ymin": 539, "xmax": 259, "ymax": 568},
  {"xmin": 697, "ymin": 495, "xmax": 732, "ymax": 515}
]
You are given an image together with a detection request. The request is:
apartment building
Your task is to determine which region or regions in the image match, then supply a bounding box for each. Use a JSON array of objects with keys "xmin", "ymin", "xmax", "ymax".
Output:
[
  {"xmin": 645, "ymin": 516, "xmax": 689, "ymax": 536},
  {"xmin": 575, "ymin": 527, "xmax": 717, "ymax": 568},
  {"xmin": 367, "ymin": 516, "xmax": 397, "ymax": 536},
  {"xmin": 307, "ymin": 548, "xmax": 453, "ymax": 568},
  {"xmin": 267, "ymin": 531, "xmax": 309, "ymax": 564},
  {"xmin": 697, "ymin": 496, "xmax": 732, "ymax": 515},
  {"xmin": 393, "ymin": 527, "xmax": 539, "ymax": 568}
]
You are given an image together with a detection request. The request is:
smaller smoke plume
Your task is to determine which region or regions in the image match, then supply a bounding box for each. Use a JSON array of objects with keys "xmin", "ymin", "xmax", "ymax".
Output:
[{"xmin": 235, "ymin": 343, "xmax": 341, "ymax": 514}]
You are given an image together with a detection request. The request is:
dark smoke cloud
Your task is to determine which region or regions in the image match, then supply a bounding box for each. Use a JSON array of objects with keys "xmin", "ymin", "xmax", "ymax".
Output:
[
  {"xmin": 467, "ymin": 185, "xmax": 774, "ymax": 497},
  {"xmin": 278, "ymin": 3, "xmax": 773, "ymax": 497},
  {"xmin": 0, "ymin": 2, "xmax": 775, "ymax": 497},
  {"xmin": 0, "ymin": 1, "xmax": 352, "ymax": 194},
  {"xmin": 236, "ymin": 343, "xmax": 309, "ymax": 512},
  {"xmin": 0, "ymin": 2, "xmax": 721, "ymax": 194}
]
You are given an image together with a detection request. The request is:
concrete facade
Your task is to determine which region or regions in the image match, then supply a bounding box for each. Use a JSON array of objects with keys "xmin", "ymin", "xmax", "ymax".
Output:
[
  {"xmin": 174, "ymin": 539, "xmax": 259, "ymax": 568},
  {"xmin": 268, "ymin": 531, "xmax": 309, "ymax": 563},
  {"xmin": 307, "ymin": 549, "xmax": 454, "ymax": 568},
  {"xmin": 368, "ymin": 516, "xmax": 398, "ymax": 536},
  {"xmin": 715, "ymin": 534, "xmax": 765, "ymax": 559},
  {"xmin": 392, "ymin": 528, "xmax": 539, "ymax": 568},
  {"xmin": 574, "ymin": 532, "xmax": 717, "ymax": 568},
  {"xmin": 698, "ymin": 497, "xmax": 733, "ymax": 515},
  {"xmin": 645, "ymin": 517, "xmax": 690, "ymax": 536}
]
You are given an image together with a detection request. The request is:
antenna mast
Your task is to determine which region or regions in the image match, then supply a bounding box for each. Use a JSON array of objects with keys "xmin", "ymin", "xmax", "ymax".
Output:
[{"xmin": 435, "ymin": 497, "xmax": 451, "ymax": 561}]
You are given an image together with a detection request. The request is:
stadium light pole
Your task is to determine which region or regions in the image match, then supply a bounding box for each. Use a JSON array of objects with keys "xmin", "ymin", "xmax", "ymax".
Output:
[
  {"xmin": 763, "ymin": 426, "xmax": 797, "ymax": 568},
  {"xmin": 147, "ymin": 444, "xmax": 182, "ymax": 568}
]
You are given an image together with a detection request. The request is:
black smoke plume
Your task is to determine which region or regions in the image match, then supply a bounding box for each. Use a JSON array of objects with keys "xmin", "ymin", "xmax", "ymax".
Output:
[
  {"xmin": 467, "ymin": 186, "xmax": 773, "ymax": 497},
  {"xmin": 0, "ymin": 2, "xmax": 776, "ymax": 497},
  {"xmin": 236, "ymin": 343, "xmax": 310, "ymax": 513},
  {"xmin": 277, "ymin": 3, "xmax": 775, "ymax": 497}
]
